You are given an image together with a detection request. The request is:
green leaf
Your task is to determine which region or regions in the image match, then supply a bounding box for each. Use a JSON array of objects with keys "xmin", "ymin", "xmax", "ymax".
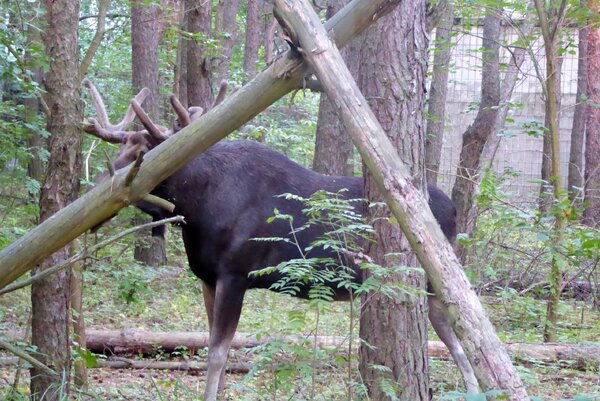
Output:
[{"xmin": 75, "ymin": 348, "xmax": 98, "ymax": 368}]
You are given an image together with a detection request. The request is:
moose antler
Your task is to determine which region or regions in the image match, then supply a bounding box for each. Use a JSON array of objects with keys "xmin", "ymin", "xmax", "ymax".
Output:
[
  {"xmin": 211, "ymin": 80, "xmax": 229, "ymax": 109},
  {"xmin": 131, "ymin": 100, "xmax": 169, "ymax": 145},
  {"xmin": 168, "ymin": 80, "xmax": 230, "ymax": 134},
  {"xmin": 83, "ymin": 79, "xmax": 151, "ymax": 142}
]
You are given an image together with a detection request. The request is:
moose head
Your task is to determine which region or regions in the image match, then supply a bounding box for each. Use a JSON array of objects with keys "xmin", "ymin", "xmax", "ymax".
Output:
[{"xmin": 82, "ymin": 78, "xmax": 229, "ymax": 172}]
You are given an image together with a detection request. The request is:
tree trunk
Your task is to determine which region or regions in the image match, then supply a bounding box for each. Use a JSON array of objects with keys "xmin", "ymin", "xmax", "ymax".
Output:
[
  {"xmin": 349, "ymin": 1, "xmax": 430, "ymax": 399},
  {"xmin": 274, "ymin": 0, "xmax": 528, "ymax": 397},
  {"xmin": 175, "ymin": 2, "xmax": 188, "ymax": 107},
  {"xmin": 312, "ymin": 0, "xmax": 354, "ymax": 176},
  {"xmin": 425, "ymin": 2, "xmax": 453, "ymax": 185},
  {"xmin": 568, "ymin": 5, "xmax": 588, "ymax": 204},
  {"xmin": 30, "ymin": 1, "xmax": 83, "ymax": 399},
  {"xmin": 243, "ymin": 0, "xmax": 261, "ymax": 81},
  {"xmin": 131, "ymin": 0, "xmax": 167, "ymax": 267},
  {"xmin": 583, "ymin": 0, "xmax": 600, "ymax": 226},
  {"xmin": 532, "ymin": 0, "xmax": 568, "ymax": 344},
  {"xmin": 539, "ymin": 56, "xmax": 563, "ymax": 213},
  {"xmin": 216, "ymin": 0, "xmax": 240, "ymax": 81},
  {"xmin": 481, "ymin": 14, "xmax": 534, "ymax": 167},
  {"xmin": 450, "ymin": 11, "xmax": 501, "ymax": 254},
  {"xmin": 24, "ymin": 68, "xmax": 45, "ymax": 197},
  {"xmin": 186, "ymin": 0, "xmax": 214, "ymax": 110},
  {"xmin": 70, "ymin": 251, "xmax": 87, "ymax": 388},
  {"xmin": 24, "ymin": 17, "xmax": 46, "ymax": 192},
  {"xmin": 264, "ymin": 17, "xmax": 278, "ymax": 66}
]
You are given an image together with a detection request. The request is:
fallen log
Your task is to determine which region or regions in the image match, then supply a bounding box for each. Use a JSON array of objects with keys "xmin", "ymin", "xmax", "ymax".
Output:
[
  {"xmin": 0, "ymin": 357, "xmax": 250, "ymax": 373},
  {"xmin": 2, "ymin": 335, "xmax": 597, "ymax": 373},
  {"xmin": 81, "ymin": 330, "xmax": 600, "ymax": 367},
  {"xmin": 85, "ymin": 329, "xmax": 348, "ymax": 355}
]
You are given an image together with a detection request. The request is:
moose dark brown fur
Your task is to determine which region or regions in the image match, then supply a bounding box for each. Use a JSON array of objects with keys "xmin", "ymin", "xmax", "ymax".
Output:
[{"xmin": 84, "ymin": 82, "xmax": 479, "ymax": 400}]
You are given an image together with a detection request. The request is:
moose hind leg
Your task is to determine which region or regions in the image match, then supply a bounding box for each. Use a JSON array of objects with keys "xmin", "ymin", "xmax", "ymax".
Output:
[
  {"xmin": 202, "ymin": 281, "xmax": 216, "ymax": 332},
  {"xmin": 428, "ymin": 296, "xmax": 480, "ymax": 394},
  {"xmin": 203, "ymin": 276, "xmax": 247, "ymax": 401}
]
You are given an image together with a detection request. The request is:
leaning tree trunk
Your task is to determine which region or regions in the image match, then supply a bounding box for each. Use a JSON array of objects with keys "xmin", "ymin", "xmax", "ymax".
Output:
[
  {"xmin": 30, "ymin": 0, "xmax": 83, "ymax": 399},
  {"xmin": 568, "ymin": 4, "xmax": 588, "ymax": 204},
  {"xmin": 450, "ymin": 11, "xmax": 501, "ymax": 254},
  {"xmin": 352, "ymin": 1, "xmax": 430, "ymax": 399},
  {"xmin": 131, "ymin": 0, "xmax": 167, "ymax": 266},
  {"xmin": 274, "ymin": 0, "xmax": 529, "ymax": 398},
  {"xmin": 312, "ymin": 0, "xmax": 354, "ymax": 176}
]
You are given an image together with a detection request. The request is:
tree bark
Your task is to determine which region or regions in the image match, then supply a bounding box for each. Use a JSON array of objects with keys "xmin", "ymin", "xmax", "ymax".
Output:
[
  {"xmin": 350, "ymin": 2, "xmax": 430, "ymax": 399},
  {"xmin": 186, "ymin": 0, "xmax": 214, "ymax": 110},
  {"xmin": 175, "ymin": 1, "xmax": 188, "ymax": 107},
  {"xmin": 30, "ymin": 0, "xmax": 83, "ymax": 399},
  {"xmin": 70, "ymin": 251, "xmax": 87, "ymax": 388},
  {"xmin": 216, "ymin": 0, "xmax": 240, "ymax": 81},
  {"xmin": 583, "ymin": 0, "xmax": 600, "ymax": 226},
  {"xmin": 532, "ymin": 0, "xmax": 568, "ymax": 344},
  {"xmin": 273, "ymin": 0, "xmax": 528, "ymax": 398},
  {"xmin": 243, "ymin": 0, "xmax": 261, "ymax": 80},
  {"xmin": 568, "ymin": 4, "xmax": 588, "ymax": 203},
  {"xmin": 312, "ymin": 0, "xmax": 354, "ymax": 176},
  {"xmin": 24, "ymin": 68, "xmax": 45, "ymax": 196},
  {"xmin": 425, "ymin": 2, "xmax": 453, "ymax": 185},
  {"xmin": 78, "ymin": 329, "xmax": 600, "ymax": 366},
  {"xmin": 131, "ymin": 0, "xmax": 167, "ymax": 267},
  {"xmin": 539, "ymin": 57, "xmax": 563, "ymax": 213},
  {"xmin": 481, "ymin": 14, "xmax": 535, "ymax": 167},
  {"xmin": 450, "ymin": 11, "xmax": 501, "ymax": 253}
]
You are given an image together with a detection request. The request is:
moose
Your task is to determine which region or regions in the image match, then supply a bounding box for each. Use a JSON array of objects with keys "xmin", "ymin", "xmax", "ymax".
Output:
[{"xmin": 83, "ymin": 80, "xmax": 479, "ymax": 400}]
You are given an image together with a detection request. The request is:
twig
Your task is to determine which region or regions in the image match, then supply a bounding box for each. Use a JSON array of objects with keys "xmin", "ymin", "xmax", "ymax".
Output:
[
  {"xmin": 125, "ymin": 151, "xmax": 145, "ymax": 187},
  {"xmin": 0, "ymin": 338, "xmax": 57, "ymax": 377},
  {"xmin": 0, "ymin": 216, "xmax": 185, "ymax": 296},
  {"xmin": 142, "ymin": 194, "xmax": 176, "ymax": 213}
]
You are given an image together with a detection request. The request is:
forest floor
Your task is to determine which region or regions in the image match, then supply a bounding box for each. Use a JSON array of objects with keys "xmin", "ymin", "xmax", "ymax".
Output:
[{"xmin": 1, "ymin": 251, "xmax": 599, "ymax": 400}]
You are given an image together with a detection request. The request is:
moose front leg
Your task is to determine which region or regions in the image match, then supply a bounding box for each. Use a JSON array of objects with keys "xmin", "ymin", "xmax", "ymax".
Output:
[
  {"xmin": 204, "ymin": 276, "xmax": 247, "ymax": 401},
  {"xmin": 428, "ymin": 296, "xmax": 480, "ymax": 394}
]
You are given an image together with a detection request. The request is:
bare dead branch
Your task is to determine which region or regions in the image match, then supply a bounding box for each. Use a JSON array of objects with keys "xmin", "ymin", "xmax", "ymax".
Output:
[
  {"xmin": 79, "ymin": 0, "xmax": 110, "ymax": 80},
  {"xmin": 0, "ymin": 338, "xmax": 57, "ymax": 377},
  {"xmin": 142, "ymin": 194, "xmax": 175, "ymax": 213},
  {"xmin": 102, "ymin": 149, "xmax": 115, "ymax": 177},
  {"xmin": 124, "ymin": 151, "xmax": 145, "ymax": 187},
  {"xmin": 0, "ymin": 215, "xmax": 184, "ymax": 297}
]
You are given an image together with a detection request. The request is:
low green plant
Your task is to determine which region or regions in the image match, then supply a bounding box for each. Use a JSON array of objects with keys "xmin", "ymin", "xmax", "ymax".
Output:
[{"xmin": 243, "ymin": 189, "xmax": 422, "ymax": 400}]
